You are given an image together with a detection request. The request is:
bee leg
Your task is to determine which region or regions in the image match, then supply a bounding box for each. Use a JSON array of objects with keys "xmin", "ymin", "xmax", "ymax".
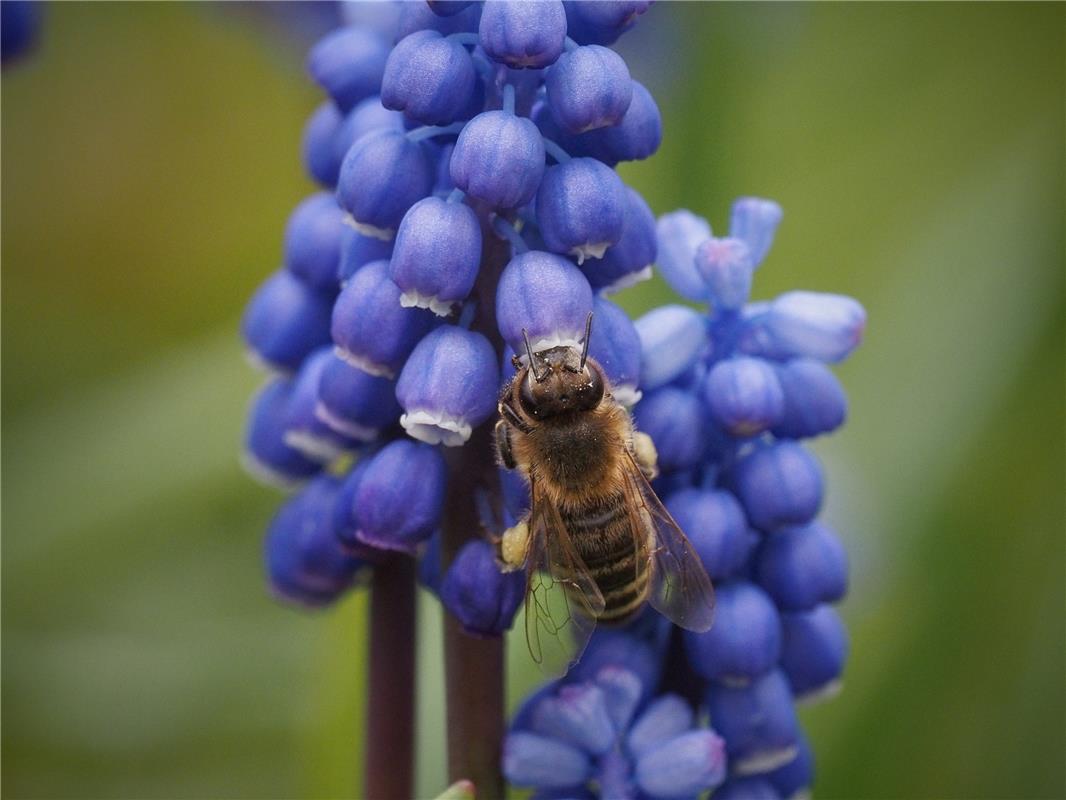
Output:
[
  {"xmin": 497, "ymin": 518, "xmax": 530, "ymax": 571},
  {"xmin": 499, "ymin": 401, "xmax": 531, "ymax": 434},
  {"xmin": 495, "ymin": 420, "xmax": 517, "ymax": 470},
  {"xmin": 632, "ymin": 431, "xmax": 660, "ymax": 481}
]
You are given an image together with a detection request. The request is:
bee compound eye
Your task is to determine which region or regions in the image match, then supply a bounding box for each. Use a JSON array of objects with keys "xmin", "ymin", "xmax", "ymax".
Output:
[{"xmin": 519, "ymin": 374, "xmax": 540, "ymax": 416}]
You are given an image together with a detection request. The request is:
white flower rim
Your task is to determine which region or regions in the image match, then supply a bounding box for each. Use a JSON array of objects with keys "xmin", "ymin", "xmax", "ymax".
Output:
[
  {"xmin": 283, "ymin": 429, "xmax": 348, "ymax": 463},
  {"xmin": 733, "ymin": 744, "xmax": 800, "ymax": 777},
  {"xmin": 400, "ymin": 409, "xmax": 473, "ymax": 447},
  {"xmin": 314, "ymin": 402, "xmax": 382, "ymax": 442},
  {"xmin": 342, "ymin": 212, "xmax": 394, "ymax": 242},
  {"xmin": 239, "ymin": 451, "xmax": 306, "ymax": 492},
  {"xmin": 570, "ymin": 240, "xmax": 611, "ymax": 265},
  {"xmin": 400, "ymin": 289, "xmax": 456, "ymax": 317},
  {"xmin": 334, "ymin": 345, "xmax": 395, "ymax": 379},
  {"xmin": 597, "ymin": 264, "xmax": 653, "ymax": 297},
  {"xmin": 611, "ymin": 384, "xmax": 642, "ymax": 408},
  {"xmin": 795, "ymin": 679, "xmax": 842, "ymax": 707}
]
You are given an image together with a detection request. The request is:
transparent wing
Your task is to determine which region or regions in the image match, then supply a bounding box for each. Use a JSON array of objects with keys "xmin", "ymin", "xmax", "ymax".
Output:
[
  {"xmin": 621, "ymin": 452, "xmax": 716, "ymax": 633},
  {"xmin": 523, "ymin": 476, "xmax": 606, "ymax": 676}
]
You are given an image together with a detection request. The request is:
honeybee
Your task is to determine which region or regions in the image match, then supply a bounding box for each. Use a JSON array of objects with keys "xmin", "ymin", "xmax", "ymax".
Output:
[{"xmin": 495, "ymin": 313, "xmax": 715, "ymax": 671}]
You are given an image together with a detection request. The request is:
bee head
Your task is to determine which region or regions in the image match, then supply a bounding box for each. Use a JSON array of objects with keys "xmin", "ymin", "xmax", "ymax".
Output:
[{"xmin": 517, "ymin": 314, "xmax": 605, "ymax": 418}]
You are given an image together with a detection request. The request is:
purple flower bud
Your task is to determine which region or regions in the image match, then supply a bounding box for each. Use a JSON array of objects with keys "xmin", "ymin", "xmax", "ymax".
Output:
[
  {"xmin": 332, "ymin": 96, "xmax": 405, "ymax": 178},
  {"xmin": 771, "ymin": 358, "xmax": 848, "ymax": 439},
  {"xmin": 573, "ymin": 80, "xmax": 661, "ymax": 166},
  {"xmin": 634, "ymin": 729, "xmax": 727, "ymax": 799},
  {"xmin": 564, "ymin": 1, "xmax": 652, "ymax": 46},
  {"xmin": 755, "ymin": 521, "xmax": 848, "ymax": 611},
  {"xmin": 316, "ymin": 351, "xmax": 400, "ymax": 441},
  {"xmin": 389, "ymin": 196, "xmax": 482, "ymax": 315},
  {"xmin": 440, "ymin": 538, "xmax": 525, "ymax": 637},
  {"xmin": 354, "ymin": 439, "xmax": 446, "ymax": 552},
  {"xmin": 655, "ymin": 210, "xmax": 712, "ymax": 301},
  {"xmin": 451, "ymin": 110, "xmax": 546, "ymax": 208},
  {"xmin": 634, "ymin": 387, "xmax": 708, "ymax": 472},
  {"xmin": 592, "ymin": 667, "xmax": 643, "ymax": 735},
  {"xmin": 479, "ymin": 0, "xmax": 567, "ymax": 69},
  {"xmin": 244, "ymin": 378, "xmax": 322, "ymax": 488},
  {"xmin": 767, "ymin": 731, "xmax": 813, "ymax": 796},
  {"xmin": 634, "ymin": 305, "xmax": 710, "ymax": 391},
  {"xmin": 503, "ymin": 732, "xmax": 593, "ymax": 789},
  {"xmin": 338, "ymin": 226, "xmax": 394, "ymax": 284},
  {"xmin": 302, "ymin": 101, "xmax": 343, "ymax": 187},
  {"xmin": 265, "ymin": 475, "xmax": 366, "ymax": 606},
  {"xmin": 531, "ymin": 683, "xmax": 617, "ymax": 756},
  {"xmin": 665, "ymin": 488, "xmax": 752, "ymax": 580},
  {"xmin": 702, "ymin": 357, "xmax": 785, "ymax": 437},
  {"xmin": 284, "ymin": 193, "xmax": 345, "ymax": 290},
  {"xmin": 382, "ymin": 30, "xmax": 477, "ymax": 125},
  {"xmin": 587, "ymin": 297, "xmax": 642, "ymax": 406},
  {"xmin": 307, "ymin": 27, "xmax": 390, "ymax": 113},
  {"xmin": 685, "ymin": 581, "xmax": 782, "ymax": 685},
  {"xmin": 396, "ymin": 1, "xmax": 482, "ymax": 39},
  {"xmin": 536, "ymin": 158, "xmax": 627, "ymax": 263},
  {"xmin": 626, "ymin": 694, "xmax": 694, "ymax": 759},
  {"xmin": 331, "ymin": 260, "xmax": 437, "ymax": 378},
  {"xmin": 582, "ymin": 187, "xmax": 656, "ymax": 295},
  {"xmin": 764, "ymin": 291, "xmax": 866, "ymax": 363},
  {"xmin": 396, "ymin": 326, "xmax": 499, "ymax": 446},
  {"xmin": 336, "ymin": 128, "xmax": 433, "ymax": 239},
  {"xmin": 694, "ymin": 237, "xmax": 753, "ymax": 311},
  {"xmin": 497, "ymin": 250, "xmax": 594, "ymax": 354},
  {"xmin": 546, "ymin": 45, "xmax": 632, "ymax": 133},
  {"xmin": 729, "ymin": 197, "xmax": 783, "ymax": 268},
  {"xmin": 729, "ymin": 442, "xmax": 823, "ymax": 532},
  {"xmin": 242, "ymin": 270, "xmax": 334, "ymax": 373},
  {"xmin": 780, "ymin": 605, "xmax": 849, "ymax": 701},
  {"xmin": 706, "ymin": 670, "xmax": 801, "ymax": 776},
  {"xmin": 282, "ymin": 348, "xmax": 360, "ymax": 461},
  {"xmin": 711, "ymin": 777, "xmax": 780, "ymax": 800}
]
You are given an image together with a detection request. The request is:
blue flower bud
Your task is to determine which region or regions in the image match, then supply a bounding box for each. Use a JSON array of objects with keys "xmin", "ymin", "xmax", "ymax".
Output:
[
  {"xmin": 282, "ymin": 348, "xmax": 360, "ymax": 461},
  {"xmin": 428, "ymin": 1, "xmax": 476, "ymax": 17},
  {"xmin": 685, "ymin": 581, "xmax": 782, "ymax": 685},
  {"xmin": 338, "ymin": 226, "xmax": 394, "ymax": 283},
  {"xmin": 382, "ymin": 30, "xmax": 477, "ymax": 125},
  {"xmin": 302, "ymin": 101, "xmax": 343, "ymax": 187},
  {"xmin": 331, "ymin": 259, "xmax": 436, "ymax": 378},
  {"xmin": 763, "ymin": 291, "xmax": 866, "ymax": 363},
  {"xmin": 354, "ymin": 439, "xmax": 446, "ymax": 552},
  {"xmin": 450, "ymin": 110, "xmax": 546, "ymax": 208},
  {"xmin": 702, "ymin": 357, "xmax": 785, "ymax": 437},
  {"xmin": 531, "ymin": 682, "xmax": 616, "ymax": 756},
  {"xmin": 316, "ymin": 351, "xmax": 400, "ymax": 441},
  {"xmin": 570, "ymin": 627, "xmax": 663, "ymax": 698},
  {"xmin": 780, "ymin": 605, "xmax": 849, "ymax": 701},
  {"xmin": 634, "ymin": 305, "xmax": 710, "ymax": 391},
  {"xmin": 729, "ymin": 197, "xmax": 783, "ymax": 268},
  {"xmin": 729, "ymin": 442, "xmax": 823, "ymax": 532},
  {"xmin": 694, "ymin": 237, "xmax": 753, "ymax": 311},
  {"xmin": 706, "ymin": 670, "xmax": 800, "ymax": 775},
  {"xmin": 389, "ymin": 196, "xmax": 482, "ymax": 315},
  {"xmin": 655, "ymin": 210, "xmax": 712, "ymax": 301},
  {"xmin": 771, "ymin": 358, "xmax": 848, "ymax": 439},
  {"xmin": 396, "ymin": 0, "xmax": 482, "ymax": 39},
  {"xmin": 396, "ymin": 326, "xmax": 499, "ymax": 446},
  {"xmin": 536, "ymin": 158, "xmax": 627, "ymax": 263},
  {"xmin": 546, "ymin": 45, "xmax": 632, "ymax": 133},
  {"xmin": 634, "ymin": 729, "xmax": 727, "ymax": 799},
  {"xmin": 767, "ymin": 731, "xmax": 813, "ymax": 796},
  {"xmin": 572, "ymin": 80, "xmax": 661, "ymax": 165},
  {"xmin": 440, "ymin": 538, "xmax": 525, "ymax": 637},
  {"xmin": 503, "ymin": 732, "xmax": 592, "ymax": 789},
  {"xmin": 563, "ymin": 1, "xmax": 651, "ymax": 47},
  {"xmin": 496, "ymin": 250, "xmax": 594, "ymax": 353},
  {"xmin": 582, "ymin": 187, "xmax": 656, "ymax": 295},
  {"xmin": 634, "ymin": 387, "xmax": 707, "ymax": 472},
  {"xmin": 244, "ymin": 378, "xmax": 322, "ymax": 487},
  {"xmin": 331, "ymin": 458, "xmax": 375, "ymax": 555},
  {"xmin": 710, "ymin": 777, "xmax": 780, "ymax": 800},
  {"xmin": 479, "ymin": 0, "xmax": 567, "ymax": 69},
  {"xmin": 754, "ymin": 521, "xmax": 848, "ymax": 611},
  {"xmin": 591, "ymin": 666, "xmax": 643, "ymax": 735},
  {"xmin": 587, "ymin": 297, "xmax": 642, "ymax": 406},
  {"xmin": 626, "ymin": 694, "xmax": 693, "ymax": 759},
  {"xmin": 336, "ymin": 128, "xmax": 433, "ymax": 239},
  {"xmin": 332, "ymin": 96, "xmax": 405, "ymax": 178},
  {"xmin": 284, "ymin": 193, "xmax": 345, "ymax": 290},
  {"xmin": 665, "ymin": 488, "xmax": 752, "ymax": 580},
  {"xmin": 307, "ymin": 27, "xmax": 390, "ymax": 113},
  {"xmin": 242, "ymin": 270, "xmax": 334, "ymax": 373},
  {"xmin": 265, "ymin": 475, "xmax": 366, "ymax": 606}
]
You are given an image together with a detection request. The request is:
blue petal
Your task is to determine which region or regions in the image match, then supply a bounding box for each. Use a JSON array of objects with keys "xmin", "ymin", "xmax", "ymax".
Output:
[
  {"xmin": 754, "ymin": 521, "xmax": 848, "ymax": 611},
  {"xmin": 705, "ymin": 670, "xmax": 800, "ymax": 776},
  {"xmin": 702, "ymin": 356, "xmax": 784, "ymax": 437},
  {"xmin": 282, "ymin": 348, "xmax": 361, "ymax": 462},
  {"xmin": 450, "ymin": 110, "xmax": 545, "ymax": 208},
  {"xmin": 531, "ymin": 682, "xmax": 617, "ymax": 756},
  {"xmin": 694, "ymin": 236, "xmax": 753, "ymax": 311},
  {"xmin": 284, "ymin": 193, "xmax": 346, "ymax": 291},
  {"xmin": 635, "ymin": 305, "xmax": 710, "ymax": 390},
  {"xmin": 440, "ymin": 538, "xmax": 524, "ymax": 637},
  {"xmin": 502, "ymin": 732, "xmax": 592, "ymax": 789},
  {"xmin": 767, "ymin": 730, "xmax": 814, "ymax": 796},
  {"xmin": 626, "ymin": 694, "xmax": 694, "ymax": 759},
  {"xmin": 665, "ymin": 488, "xmax": 752, "ymax": 580},
  {"xmin": 583, "ymin": 187, "xmax": 656, "ymax": 295},
  {"xmin": 634, "ymin": 729, "xmax": 727, "ymax": 798},
  {"xmin": 496, "ymin": 250, "xmax": 594, "ymax": 354},
  {"xmin": 729, "ymin": 197, "xmax": 783, "ymax": 268},
  {"xmin": 571, "ymin": 80, "xmax": 661, "ymax": 165},
  {"xmin": 382, "ymin": 30, "xmax": 477, "ymax": 125},
  {"xmin": 763, "ymin": 291, "xmax": 866, "ymax": 363},
  {"xmin": 244, "ymin": 378, "xmax": 322, "ymax": 488},
  {"xmin": 770, "ymin": 358, "xmax": 848, "ymax": 439},
  {"xmin": 634, "ymin": 386, "xmax": 708, "ymax": 472},
  {"xmin": 728, "ymin": 442, "xmax": 823, "ymax": 532},
  {"xmin": 315, "ymin": 351, "xmax": 400, "ymax": 441},
  {"xmin": 780, "ymin": 605, "xmax": 849, "ymax": 701},
  {"xmin": 307, "ymin": 26, "xmax": 390, "ymax": 113},
  {"xmin": 546, "ymin": 44, "xmax": 632, "ymax": 133},
  {"xmin": 587, "ymin": 297, "xmax": 643, "ymax": 405},
  {"xmin": 242, "ymin": 270, "xmax": 334, "ymax": 373},
  {"xmin": 655, "ymin": 210, "xmax": 712, "ymax": 301},
  {"xmin": 354, "ymin": 439, "xmax": 446, "ymax": 552},
  {"xmin": 302, "ymin": 101, "xmax": 343, "ymax": 188},
  {"xmin": 591, "ymin": 666, "xmax": 643, "ymax": 735},
  {"xmin": 684, "ymin": 581, "xmax": 782, "ymax": 685},
  {"xmin": 535, "ymin": 158, "xmax": 627, "ymax": 264},
  {"xmin": 479, "ymin": 0, "xmax": 567, "ymax": 69}
]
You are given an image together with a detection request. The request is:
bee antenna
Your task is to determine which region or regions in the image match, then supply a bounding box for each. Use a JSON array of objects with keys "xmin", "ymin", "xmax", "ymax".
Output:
[
  {"xmin": 579, "ymin": 311, "xmax": 594, "ymax": 371},
  {"xmin": 522, "ymin": 328, "xmax": 546, "ymax": 381}
]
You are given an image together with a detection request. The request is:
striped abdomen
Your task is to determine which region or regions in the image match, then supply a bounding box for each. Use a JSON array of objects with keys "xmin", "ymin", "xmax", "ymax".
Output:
[{"xmin": 562, "ymin": 493, "xmax": 651, "ymax": 625}]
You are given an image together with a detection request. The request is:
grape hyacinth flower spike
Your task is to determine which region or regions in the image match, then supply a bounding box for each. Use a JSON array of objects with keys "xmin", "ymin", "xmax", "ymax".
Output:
[{"xmin": 240, "ymin": 5, "xmax": 864, "ymax": 798}]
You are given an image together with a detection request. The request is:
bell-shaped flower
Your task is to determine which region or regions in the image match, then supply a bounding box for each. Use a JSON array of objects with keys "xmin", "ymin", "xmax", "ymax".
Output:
[
  {"xmin": 243, "ymin": 378, "xmax": 323, "ymax": 488},
  {"xmin": 665, "ymin": 488, "xmax": 753, "ymax": 580},
  {"xmin": 634, "ymin": 305, "xmax": 709, "ymax": 391},
  {"xmin": 685, "ymin": 581, "xmax": 782, "ymax": 685},
  {"xmin": 634, "ymin": 387, "xmax": 708, "ymax": 472},
  {"xmin": 284, "ymin": 193, "xmax": 346, "ymax": 290},
  {"xmin": 381, "ymin": 30, "xmax": 477, "ymax": 125},
  {"xmin": 307, "ymin": 26, "xmax": 390, "ymax": 113},
  {"xmin": 496, "ymin": 250, "xmax": 594, "ymax": 354},
  {"xmin": 564, "ymin": 1, "xmax": 652, "ymax": 46},
  {"xmin": 536, "ymin": 158, "xmax": 627, "ymax": 264},
  {"xmin": 450, "ymin": 110, "xmax": 545, "ymax": 209},
  {"xmin": 582, "ymin": 187, "xmax": 656, "ymax": 295},
  {"xmin": 546, "ymin": 45, "xmax": 632, "ymax": 133},
  {"xmin": 479, "ymin": 0, "xmax": 567, "ymax": 68},
  {"xmin": 441, "ymin": 538, "xmax": 526, "ymax": 637},
  {"xmin": 702, "ymin": 356, "xmax": 785, "ymax": 437},
  {"xmin": 780, "ymin": 605, "xmax": 849, "ymax": 702},
  {"xmin": 705, "ymin": 670, "xmax": 801, "ymax": 776},
  {"xmin": 315, "ymin": 351, "xmax": 400, "ymax": 441},
  {"xmin": 729, "ymin": 196, "xmax": 783, "ymax": 268},
  {"xmin": 586, "ymin": 297, "xmax": 643, "ymax": 406},
  {"xmin": 282, "ymin": 348, "xmax": 360, "ymax": 462},
  {"xmin": 762, "ymin": 291, "xmax": 867, "ymax": 363},
  {"xmin": 572, "ymin": 81, "xmax": 661, "ymax": 166},
  {"xmin": 771, "ymin": 358, "xmax": 848, "ymax": 439},
  {"xmin": 728, "ymin": 442, "xmax": 823, "ymax": 532},
  {"xmin": 694, "ymin": 236, "xmax": 753, "ymax": 311},
  {"xmin": 338, "ymin": 226, "xmax": 394, "ymax": 284},
  {"xmin": 754, "ymin": 521, "xmax": 848, "ymax": 611},
  {"xmin": 242, "ymin": 270, "xmax": 334, "ymax": 373}
]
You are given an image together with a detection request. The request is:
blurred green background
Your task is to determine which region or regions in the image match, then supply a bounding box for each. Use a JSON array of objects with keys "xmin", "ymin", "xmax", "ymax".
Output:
[{"xmin": 2, "ymin": 3, "xmax": 1063, "ymax": 799}]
